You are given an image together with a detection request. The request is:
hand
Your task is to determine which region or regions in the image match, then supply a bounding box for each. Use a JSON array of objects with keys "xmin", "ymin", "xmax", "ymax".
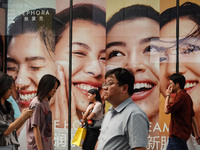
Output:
[
  {"xmin": 54, "ymin": 62, "xmax": 79, "ymax": 128},
  {"xmin": 166, "ymin": 84, "xmax": 172, "ymax": 96},
  {"xmin": 54, "ymin": 63, "xmax": 68, "ymax": 128},
  {"xmin": 80, "ymin": 119, "xmax": 85, "ymax": 127},
  {"xmin": 21, "ymin": 108, "xmax": 33, "ymax": 120},
  {"xmin": 195, "ymin": 136, "xmax": 200, "ymax": 145}
]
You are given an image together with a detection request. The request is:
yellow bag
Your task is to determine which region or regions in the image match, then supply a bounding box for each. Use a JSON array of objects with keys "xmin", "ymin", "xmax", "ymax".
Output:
[{"xmin": 72, "ymin": 127, "xmax": 87, "ymax": 147}]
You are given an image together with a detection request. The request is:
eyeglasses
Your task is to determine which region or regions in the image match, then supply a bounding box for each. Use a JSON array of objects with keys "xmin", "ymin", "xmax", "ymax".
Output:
[{"xmin": 102, "ymin": 82, "xmax": 119, "ymax": 88}]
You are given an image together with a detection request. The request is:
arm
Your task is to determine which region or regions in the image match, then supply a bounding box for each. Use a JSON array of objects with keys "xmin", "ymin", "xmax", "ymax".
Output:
[
  {"xmin": 128, "ymin": 114, "xmax": 149, "ymax": 149},
  {"xmin": 94, "ymin": 140, "xmax": 98, "ymax": 150},
  {"xmin": 82, "ymin": 109, "xmax": 90, "ymax": 120},
  {"xmin": 15, "ymin": 109, "xmax": 33, "ymax": 130},
  {"xmin": 164, "ymin": 95, "xmax": 171, "ymax": 114},
  {"xmin": 87, "ymin": 102, "xmax": 102, "ymax": 120},
  {"xmin": 192, "ymin": 116, "xmax": 200, "ymax": 144},
  {"xmin": 164, "ymin": 85, "xmax": 172, "ymax": 114},
  {"xmin": 34, "ymin": 126, "xmax": 43, "ymax": 150},
  {"xmin": 3, "ymin": 109, "xmax": 33, "ymax": 136},
  {"xmin": 87, "ymin": 112, "xmax": 96, "ymax": 120},
  {"xmin": 82, "ymin": 104, "xmax": 94, "ymax": 120}
]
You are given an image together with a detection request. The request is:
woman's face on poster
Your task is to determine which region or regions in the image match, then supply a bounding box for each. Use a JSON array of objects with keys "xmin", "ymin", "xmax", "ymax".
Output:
[
  {"xmin": 7, "ymin": 33, "xmax": 56, "ymax": 108},
  {"xmin": 106, "ymin": 18, "xmax": 160, "ymax": 117},
  {"xmin": 160, "ymin": 17, "xmax": 200, "ymax": 113},
  {"xmin": 55, "ymin": 20, "xmax": 106, "ymax": 113}
]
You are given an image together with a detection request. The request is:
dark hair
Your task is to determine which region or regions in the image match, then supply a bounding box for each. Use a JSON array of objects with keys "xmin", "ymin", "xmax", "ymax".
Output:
[
  {"xmin": 54, "ymin": 4, "xmax": 106, "ymax": 43},
  {"xmin": 0, "ymin": 72, "xmax": 14, "ymax": 114},
  {"xmin": 105, "ymin": 68, "xmax": 135, "ymax": 96},
  {"xmin": 8, "ymin": 8, "xmax": 55, "ymax": 54},
  {"xmin": 169, "ymin": 73, "xmax": 186, "ymax": 89},
  {"xmin": 37, "ymin": 74, "xmax": 60, "ymax": 101},
  {"xmin": 88, "ymin": 88, "xmax": 102, "ymax": 103},
  {"xmin": 107, "ymin": 4, "xmax": 159, "ymax": 33},
  {"xmin": 160, "ymin": 2, "xmax": 200, "ymax": 37}
]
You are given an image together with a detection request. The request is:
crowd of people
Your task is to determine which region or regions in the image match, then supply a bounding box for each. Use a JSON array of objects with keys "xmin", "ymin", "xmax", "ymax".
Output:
[{"xmin": 1, "ymin": 1, "xmax": 200, "ymax": 150}]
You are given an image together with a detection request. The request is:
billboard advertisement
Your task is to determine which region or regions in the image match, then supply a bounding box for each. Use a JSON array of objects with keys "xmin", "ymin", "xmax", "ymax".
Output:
[{"xmin": 1, "ymin": 0, "xmax": 200, "ymax": 149}]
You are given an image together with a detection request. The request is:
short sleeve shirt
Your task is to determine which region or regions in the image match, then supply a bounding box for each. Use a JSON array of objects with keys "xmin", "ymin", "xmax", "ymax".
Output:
[
  {"xmin": 86, "ymin": 102, "xmax": 104, "ymax": 120},
  {"xmin": 26, "ymin": 97, "xmax": 53, "ymax": 150},
  {"xmin": 97, "ymin": 97, "xmax": 149, "ymax": 150}
]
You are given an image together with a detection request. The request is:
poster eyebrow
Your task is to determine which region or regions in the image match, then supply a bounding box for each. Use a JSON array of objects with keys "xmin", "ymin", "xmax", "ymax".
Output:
[
  {"xmin": 72, "ymin": 42, "xmax": 90, "ymax": 50},
  {"xmin": 25, "ymin": 56, "xmax": 46, "ymax": 61},
  {"xmin": 106, "ymin": 41, "xmax": 126, "ymax": 49},
  {"xmin": 139, "ymin": 36, "xmax": 159, "ymax": 44}
]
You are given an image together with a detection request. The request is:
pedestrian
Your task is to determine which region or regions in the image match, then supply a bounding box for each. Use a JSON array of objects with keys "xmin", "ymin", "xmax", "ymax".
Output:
[
  {"xmin": 96, "ymin": 68, "xmax": 149, "ymax": 150},
  {"xmin": 164, "ymin": 73, "xmax": 200, "ymax": 150},
  {"xmin": 82, "ymin": 89, "xmax": 104, "ymax": 150},
  {"xmin": 0, "ymin": 72, "xmax": 33, "ymax": 150},
  {"xmin": 26, "ymin": 74, "xmax": 60, "ymax": 150}
]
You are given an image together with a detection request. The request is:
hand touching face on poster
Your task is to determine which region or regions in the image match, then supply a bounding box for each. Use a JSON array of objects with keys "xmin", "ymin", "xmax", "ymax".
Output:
[
  {"xmin": 106, "ymin": 5, "xmax": 160, "ymax": 121},
  {"xmin": 54, "ymin": 4, "xmax": 106, "ymax": 128}
]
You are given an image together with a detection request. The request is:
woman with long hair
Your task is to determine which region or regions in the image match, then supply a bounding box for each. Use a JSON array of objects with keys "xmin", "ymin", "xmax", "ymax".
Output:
[
  {"xmin": 0, "ymin": 72, "xmax": 33, "ymax": 150},
  {"xmin": 81, "ymin": 88, "xmax": 104, "ymax": 150},
  {"xmin": 26, "ymin": 74, "xmax": 60, "ymax": 150}
]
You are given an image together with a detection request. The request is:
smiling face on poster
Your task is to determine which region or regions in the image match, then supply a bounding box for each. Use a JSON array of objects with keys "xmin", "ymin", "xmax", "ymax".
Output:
[
  {"xmin": 4, "ymin": 0, "xmax": 200, "ymax": 149},
  {"xmin": 54, "ymin": 4, "xmax": 106, "ymax": 129},
  {"xmin": 7, "ymin": 8, "xmax": 56, "ymax": 110},
  {"xmin": 106, "ymin": 4, "xmax": 160, "ymax": 125},
  {"xmin": 6, "ymin": 6, "xmax": 58, "ymax": 150},
  {"xmin": 55, "ymin": 20, "xmax": 105, "ymax": 110}
]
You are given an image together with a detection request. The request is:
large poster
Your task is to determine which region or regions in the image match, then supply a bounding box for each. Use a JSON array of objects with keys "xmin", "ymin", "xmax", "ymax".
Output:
[
  {"xmin": 106, "ymin": 0, "xmax": 162, "ymax": 149},
  {"xmin": 1, "ymin": 0, "xmax": 200, "ymax": 150},
  {"xmin": 7, "ymin": 1, "xmax": 56, "ymax": 150},
  {"xmin": 54, "ymin": 0, "xmax": 106, "ymax": 149},
  {"xmin": 160, "ymin": 0, "xmax": 200, "ymax": 150},
  {"xmin": 0, "ymin": 2, "xmax": 6, "ymax": 72}
]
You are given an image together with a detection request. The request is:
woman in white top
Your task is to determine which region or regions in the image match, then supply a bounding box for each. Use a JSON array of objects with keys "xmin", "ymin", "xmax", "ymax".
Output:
[{"xmin": 82, "ymin": 89, "xmax": 104, "ymax": 150}]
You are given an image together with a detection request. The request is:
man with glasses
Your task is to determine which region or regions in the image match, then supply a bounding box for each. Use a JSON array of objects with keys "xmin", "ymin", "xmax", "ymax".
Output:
[{"xmin": 96, "ymin": 68, "xmax": 149, "ymax": 150}]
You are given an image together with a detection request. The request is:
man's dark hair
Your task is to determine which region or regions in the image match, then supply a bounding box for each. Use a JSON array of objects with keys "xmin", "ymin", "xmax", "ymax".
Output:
[
  {"xmin": 169, "ymin": 73, "xmax": 186, "ymax": 89},
  {"xmin": 106, "ymin": 4, "xmax": 159, "ymax": 33},
  {"xmin": 88, "ymin": 88, "xmax": 102, "ymax": 103},
  {"xmin": 160, "ymin": 2, "xmax": 200, "ymax": 37},
  {"xmin": 8, "ymin": 8, "xmax": 55, "ymax": 53},
  {"xmin": 37, "ymin": 74, "xmax": 60, "ymax": 101},
  {"xmin": 105, "ymin": 68, "xmax": 134, "ymax": 96},
  {"xmin": 54, "ymin": 4, "xmax": 105, "ymax": 44}
]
